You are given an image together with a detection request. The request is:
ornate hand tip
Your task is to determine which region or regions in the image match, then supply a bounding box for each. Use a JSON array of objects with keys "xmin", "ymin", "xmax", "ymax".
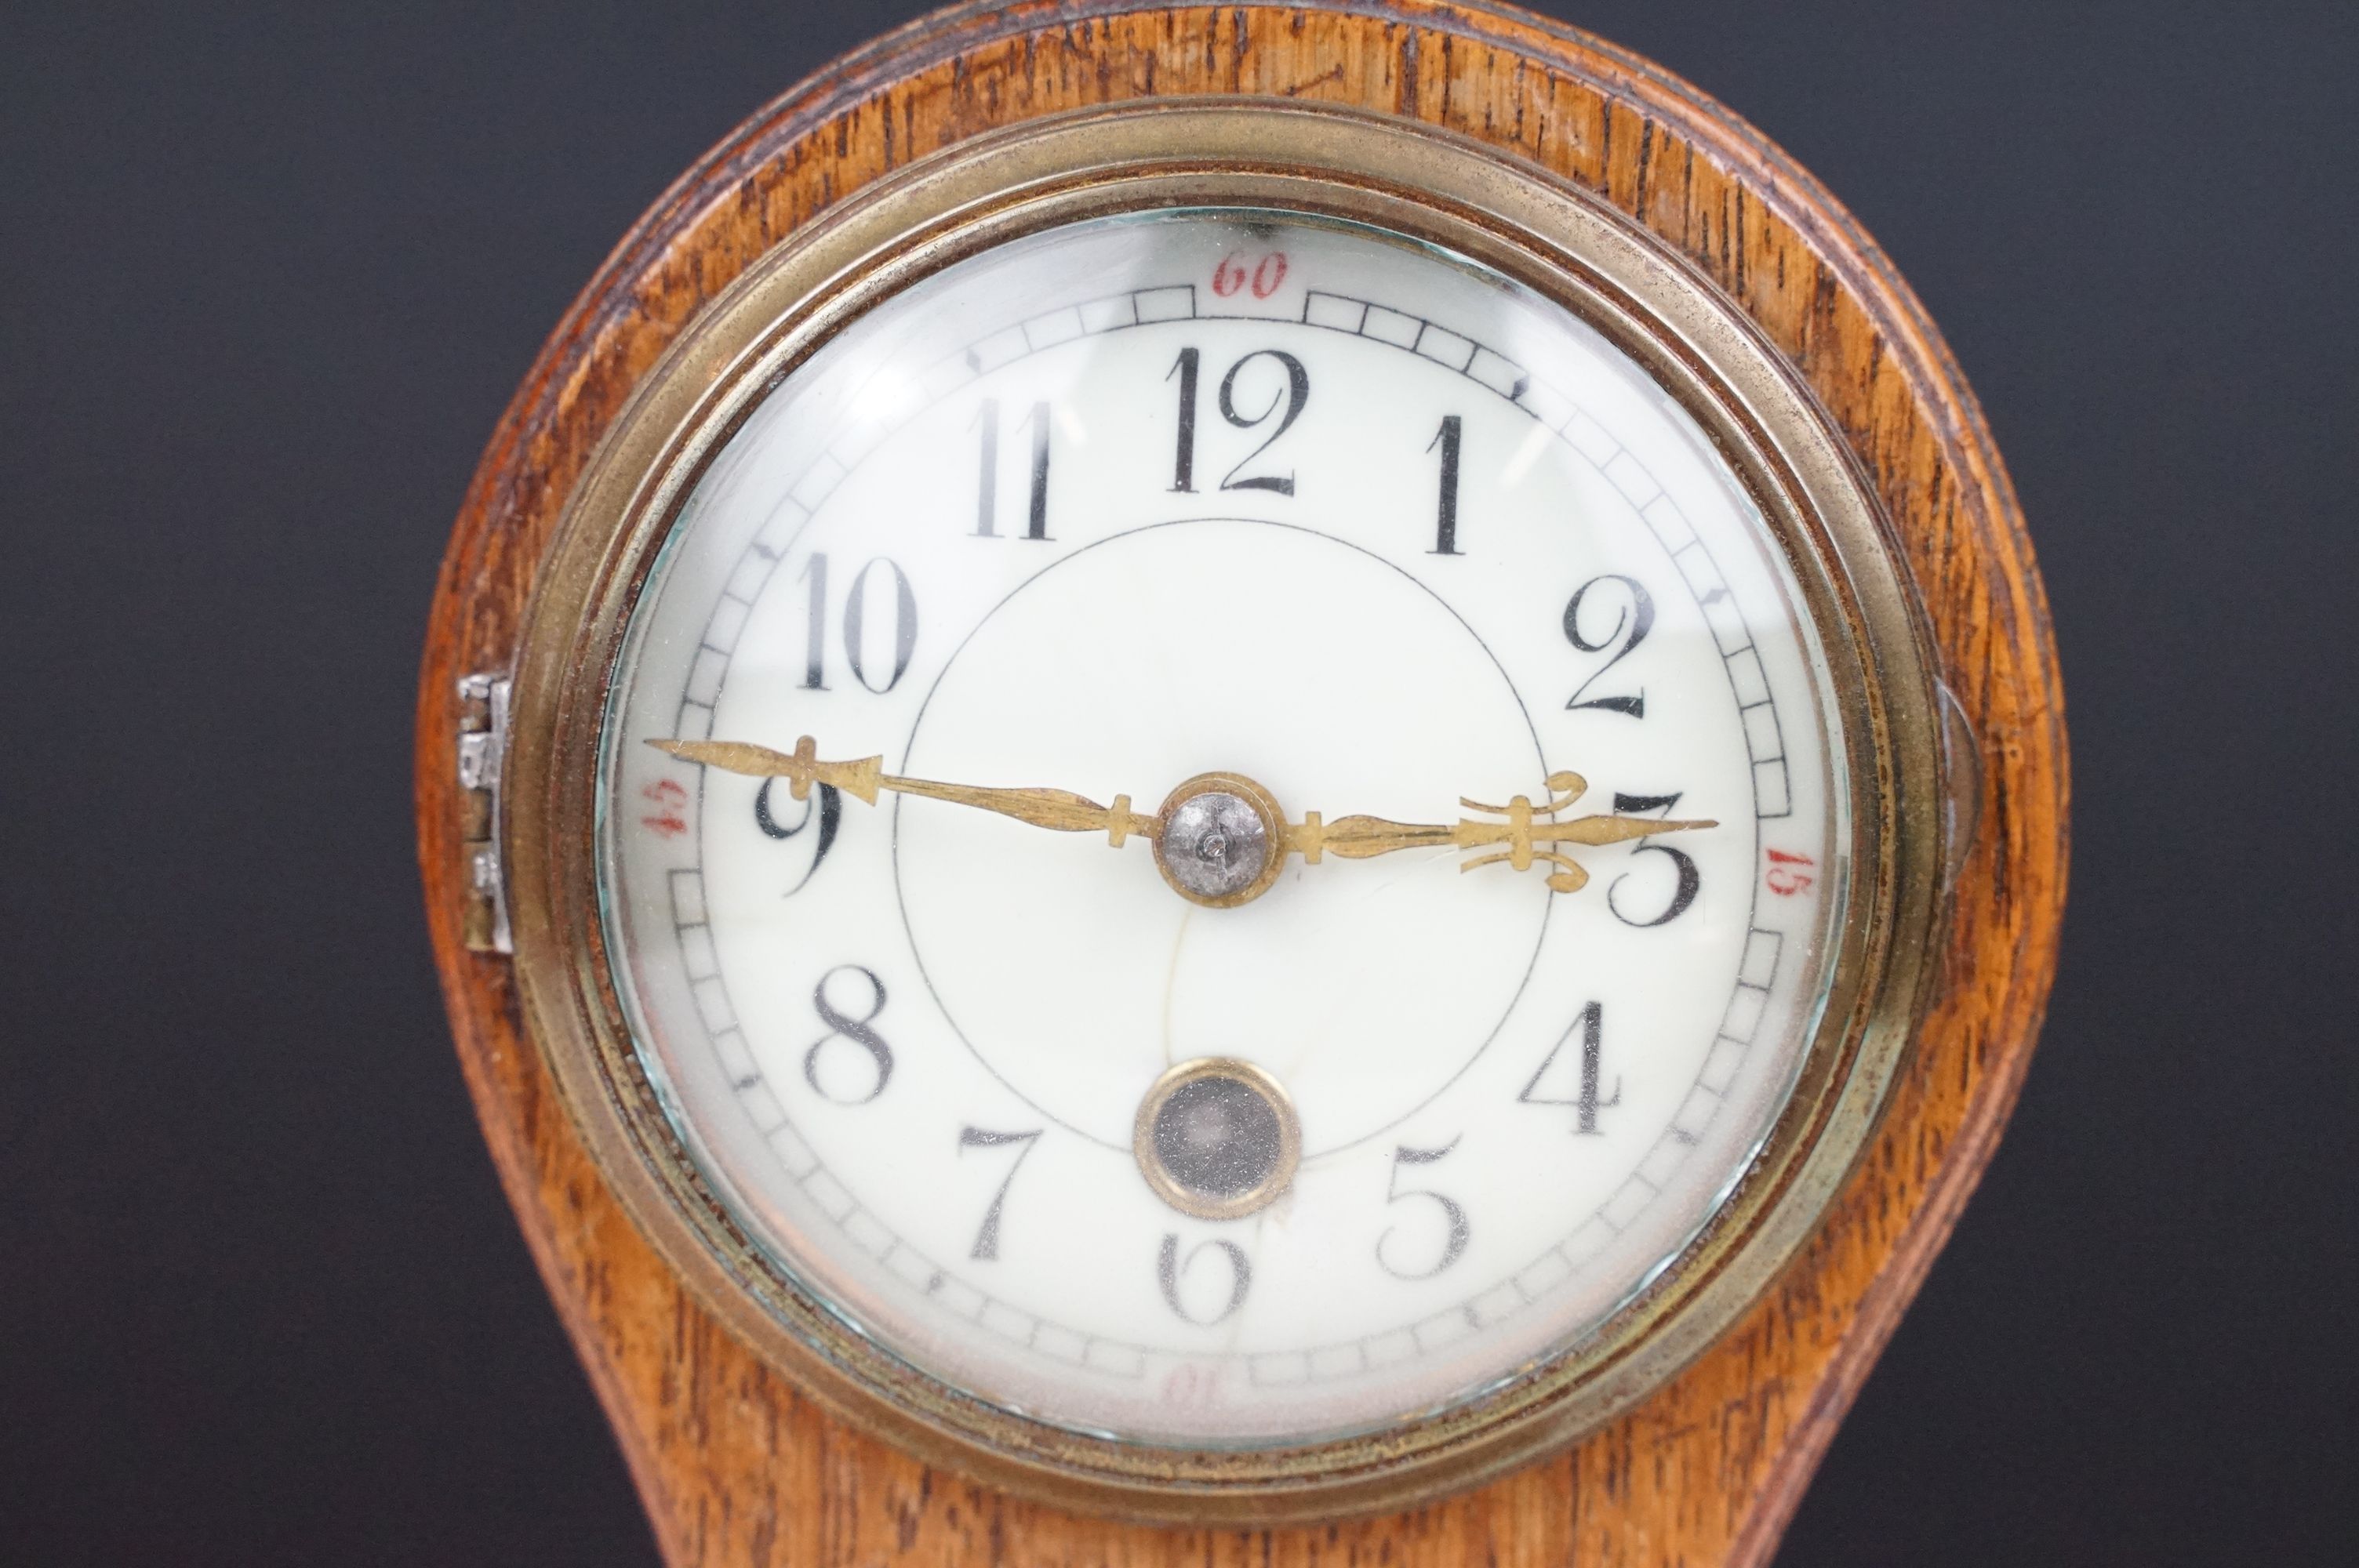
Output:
[
  {"xmin": 1545, "ymin": 862, "xmax": 1590, "ymax": 894},
  {"xmin": 1440, "ymin": 780, "xmax": 1715, "ymax": 894}
]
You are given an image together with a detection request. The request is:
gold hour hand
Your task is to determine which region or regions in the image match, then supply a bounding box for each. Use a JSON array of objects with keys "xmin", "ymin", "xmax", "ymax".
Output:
[{"xmin": 648, "ymin": 736, "xmax": 1161, "ymax": 847}]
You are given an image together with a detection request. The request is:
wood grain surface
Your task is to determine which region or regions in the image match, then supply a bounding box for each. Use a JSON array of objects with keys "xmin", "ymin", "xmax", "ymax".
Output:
[{"xmin": 416, "ymin": 3, "xmax": 2067, "ymax": 1563}]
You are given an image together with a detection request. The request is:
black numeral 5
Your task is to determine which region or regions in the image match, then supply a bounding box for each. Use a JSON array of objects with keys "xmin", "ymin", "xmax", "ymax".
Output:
[{"xmin": 1376, "ymin": 1140, "xmax": 1470, "ymax": 1279}]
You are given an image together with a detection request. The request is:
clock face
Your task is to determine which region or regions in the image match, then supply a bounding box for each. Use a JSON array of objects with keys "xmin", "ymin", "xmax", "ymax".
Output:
[{"xmin": 598, "ymin": 210, "xmax": 1848, "ymax": 1445}]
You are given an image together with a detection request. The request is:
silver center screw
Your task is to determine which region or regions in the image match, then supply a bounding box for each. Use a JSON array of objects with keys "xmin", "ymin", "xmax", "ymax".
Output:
[{"xmin": 1158, "ymin": 791, "xmax": 1271, "ymax": 902}]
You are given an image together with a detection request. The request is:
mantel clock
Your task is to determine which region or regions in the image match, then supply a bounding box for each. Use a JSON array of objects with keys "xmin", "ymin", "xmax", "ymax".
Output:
[{"xmin": 418, "ymin": 4, "xmax": 2066, "ymax": 1562}]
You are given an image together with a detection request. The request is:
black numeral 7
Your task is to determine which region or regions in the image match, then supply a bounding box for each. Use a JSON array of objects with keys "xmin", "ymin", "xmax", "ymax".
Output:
[{"xmin": 957, "ymin": 1126, "xmax": 1041, "ymax": 1260}]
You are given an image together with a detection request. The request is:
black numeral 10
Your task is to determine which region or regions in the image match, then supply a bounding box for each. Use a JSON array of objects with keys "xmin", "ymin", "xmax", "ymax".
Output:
[{"xmin": 798, "ymin": 552, "xmax": 917, "ymax": 693}]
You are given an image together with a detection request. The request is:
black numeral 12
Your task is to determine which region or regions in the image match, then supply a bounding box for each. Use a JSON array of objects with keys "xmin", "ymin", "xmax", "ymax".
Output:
[
  {"xmin": 1165, "ymin": 347, "xmax": 1309, "ymax": 495},
  {"xmin": 973, "ymin": 398, "xmax": 1051, "ymax": 540}
]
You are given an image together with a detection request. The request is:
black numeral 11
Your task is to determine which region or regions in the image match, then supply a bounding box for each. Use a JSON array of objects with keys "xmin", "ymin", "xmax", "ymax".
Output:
[{"xmin": 973, "ymin": 399, "xmax": 1051, "ymax": 540}]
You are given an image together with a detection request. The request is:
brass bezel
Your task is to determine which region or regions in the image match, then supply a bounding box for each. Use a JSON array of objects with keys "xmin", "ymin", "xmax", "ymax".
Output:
[
  {"xmin": 500, "ymin": 101, "xmax": 1946, "ymax": 1523},
  {"xmin": 1133, "ymin": 1056, "xmax": 1305, "ymax": 1221}
]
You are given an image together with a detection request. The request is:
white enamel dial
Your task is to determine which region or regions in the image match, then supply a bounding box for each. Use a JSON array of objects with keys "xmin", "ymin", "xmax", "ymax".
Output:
[{"xmin": 600, "ymin": 211, "xmax": 1846, "ymax": 1445}]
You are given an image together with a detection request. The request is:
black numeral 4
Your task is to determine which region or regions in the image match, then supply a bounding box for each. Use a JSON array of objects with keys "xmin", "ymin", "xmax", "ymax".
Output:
[{"xmin": 1520, "ymin": 1001, "xmax": 1620, "ymax": 1134}]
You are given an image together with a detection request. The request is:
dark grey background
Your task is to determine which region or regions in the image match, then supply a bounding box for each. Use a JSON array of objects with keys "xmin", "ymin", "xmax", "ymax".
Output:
[{"xmin": 3, "ymin": 2, "xmax": 2353, "ymax": 1563}]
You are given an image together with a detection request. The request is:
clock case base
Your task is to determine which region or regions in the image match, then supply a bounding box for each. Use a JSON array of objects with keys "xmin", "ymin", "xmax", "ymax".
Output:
[{"xmin": 416, "ymin": 2, "xmax": 2066, "ymax": 1563}]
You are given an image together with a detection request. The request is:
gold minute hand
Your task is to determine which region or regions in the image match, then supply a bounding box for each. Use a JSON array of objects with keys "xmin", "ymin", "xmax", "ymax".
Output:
[
  {"xmin": 648, "ymin": 737, "xmax": 1162, "ymax": 847},
  {"xmin": 651, "ymin": 739, "xmax": 1710, "ymax": 902},
  {"xmin": 1286, "ymin": 770, "xmax": 1715, "ymax": 894}
]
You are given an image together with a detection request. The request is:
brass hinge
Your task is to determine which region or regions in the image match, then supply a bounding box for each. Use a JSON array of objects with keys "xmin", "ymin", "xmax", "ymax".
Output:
[{"xmin": 456, "ymin": 672, "xmax": 513, "ymax": 954}]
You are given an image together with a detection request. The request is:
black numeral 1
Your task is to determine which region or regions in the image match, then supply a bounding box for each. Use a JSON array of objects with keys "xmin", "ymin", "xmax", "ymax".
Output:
[
  {"xmin": 1427, "ymin": 414, "xmax": 1463, "ymax": 555},
  {"xmin": 973, "ymin": 399, "xmax": 1051, "ymax": 539}
]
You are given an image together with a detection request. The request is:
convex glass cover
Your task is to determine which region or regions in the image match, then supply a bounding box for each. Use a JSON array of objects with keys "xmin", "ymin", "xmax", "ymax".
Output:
[{"xmin": 599, "ymin": 210, "xmax": 1847, "ymax": 1445}]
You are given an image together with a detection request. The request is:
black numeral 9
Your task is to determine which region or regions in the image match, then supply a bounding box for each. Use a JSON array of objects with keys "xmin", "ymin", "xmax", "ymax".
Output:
[{"xmin": 754, "ymin": 778, "xmax": 839, "ymax": 895}]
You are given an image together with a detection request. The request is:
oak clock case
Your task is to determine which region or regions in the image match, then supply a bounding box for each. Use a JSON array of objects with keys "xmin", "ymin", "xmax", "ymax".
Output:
[
  {"xmin": 489, "ymin": 105, "xmax": 1931, "ymax": 1516},
  {"xmin": 422, "ymin": 2, "xmax": 2063, "ymax": 1555}
]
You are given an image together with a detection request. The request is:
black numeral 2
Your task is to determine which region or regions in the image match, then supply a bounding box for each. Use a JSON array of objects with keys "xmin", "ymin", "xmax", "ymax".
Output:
[{"xmin": 1563, "ymin": 573, "xmax": 1655, "ymax": 717}]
